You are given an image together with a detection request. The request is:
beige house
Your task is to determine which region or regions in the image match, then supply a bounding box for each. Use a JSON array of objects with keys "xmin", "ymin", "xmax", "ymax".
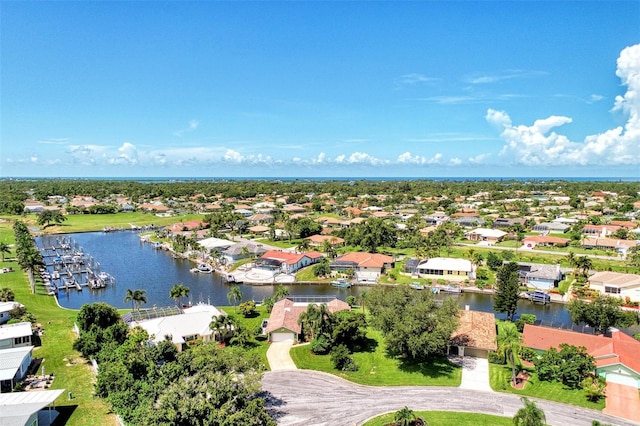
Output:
[{"xmin": 588, "ymin": 271, "xmax": 640, "ymax": 303}]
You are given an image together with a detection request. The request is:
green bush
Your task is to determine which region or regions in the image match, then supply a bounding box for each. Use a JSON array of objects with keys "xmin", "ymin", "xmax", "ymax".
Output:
[
  {"xmin": 519, "ymin": 347, "xmax": 537, "ymax": 363},
  {"xmin": 488, "ymin": 351, "xmax": 506, "ymax": 365},
  {"xmin": 514, "ymin": 313, "xmax": 537, "ymax": 332},
  {"xmin": 330, "ymin": 344, "xmax": 359, "ymax": 372},
  {"xmin": 310, "ymin": 334, "xmax": 331, "ymax": 355}
]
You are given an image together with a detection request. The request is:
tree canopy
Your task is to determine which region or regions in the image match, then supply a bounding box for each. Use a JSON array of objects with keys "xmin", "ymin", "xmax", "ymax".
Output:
[
  {"xmin": 567, "ymin": 294, "xmax": 638, "ymax": 334},
  {"xmin": 493, "ymin": 262, "xmax": 520, "ymax": 321}
]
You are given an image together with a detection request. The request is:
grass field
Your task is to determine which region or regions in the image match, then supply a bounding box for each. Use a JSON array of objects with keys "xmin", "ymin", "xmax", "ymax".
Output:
[
  {"xmin": 0, "ymin": 223, "xmax": 117, "ymax": 426},
  {"xmin": 489, "ymin": 363, "xmax": 605, "ymax": 410},
  {"xmin": 290, "ymin": 328, "xmax": 462, "ymax": 386},
  {"xmin": 362, "ymin": 410, "xmax": 513, "ymax": 426}
]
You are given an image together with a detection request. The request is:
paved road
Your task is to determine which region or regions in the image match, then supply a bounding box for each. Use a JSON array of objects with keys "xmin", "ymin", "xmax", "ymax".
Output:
[{"xmin": 262, "ymin": 370, "xmax": 639, "ymax": 426}]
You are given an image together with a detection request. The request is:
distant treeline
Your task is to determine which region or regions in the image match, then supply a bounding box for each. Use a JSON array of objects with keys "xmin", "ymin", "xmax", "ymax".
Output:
[{"xmin": 0, "ymin": 178, "xmax": 638, "ymax": 215}]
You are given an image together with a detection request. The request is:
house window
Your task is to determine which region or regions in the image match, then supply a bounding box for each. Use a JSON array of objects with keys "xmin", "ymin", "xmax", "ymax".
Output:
[
  {"xmin": 14, "ymin": 336, "xmax": 30, "ymax": 345},
  {"xmin": 604, "ymin": 286, "xmax": 621, "ymax": 295}
]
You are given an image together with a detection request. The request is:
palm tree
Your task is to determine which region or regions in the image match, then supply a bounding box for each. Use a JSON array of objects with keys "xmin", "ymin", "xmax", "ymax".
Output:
[
  {"xmin": 227, "ymin": 285, "xmax": 242, "ymax": 313},
  {"xmin": 274, "ymin": 284, "xmax": 289, "ymax": 300},
  {"xmin": 359, "ymin": 290, "xmax": 368, "ymax": 313},
  {"xmin": 0, "ymin": 242, "xmax": 11, "ymax": 262},
  {"xmin": 296, "ymin": 239, "xmax": 311, "ymax": 253},
  {"xmin": 497, "ymin": 322, "xmax": 521, "ymax": 388},
  {"xmin": 393, "ymin": 406, "xmax": 416, "ymax": 426},
  {"xmin": 17, "ymin": 245, "xmax": 44, "ymax": 294},
  {"xmin": 209, "ymin": 314, "xmax": 231, "ymax": 343},
  {"xmin": 513, "ymin": 397, "xmax": 546, "ymax": 426},
  {"xmin": 124, "ymin": 289, "xmax": 147, "ymax": 311},
  {"xmin": 169, "ymin": 283, "xmax": 190, "ymax": 307}
]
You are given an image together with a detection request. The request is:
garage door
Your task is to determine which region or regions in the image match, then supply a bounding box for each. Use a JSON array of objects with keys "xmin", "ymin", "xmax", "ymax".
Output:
[
  {"xmin": 271, "ymin": 332, "xmax": 294, "ymax": 342},
  {"xmin": 464, "ymin": 348, "xmax": 488, "ymax": 358},
  {"xmin": 606, "ymin": 372, "xmax": 638, "ymax": 387}
]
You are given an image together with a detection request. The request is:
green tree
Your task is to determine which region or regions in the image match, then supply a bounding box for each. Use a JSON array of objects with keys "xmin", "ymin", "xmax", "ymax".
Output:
[
  {"xmin": 274, "ymin": 284, "xmax": 289, "ymax": 300},
  {"xmin": 0, "ymin": 242, "xmax": 11, "ymax": 262},
  {"xmin": 16, "ymin": 245, "xmax": 44, "ymax": 294},
  {"xmin": 169, "ymin": 283, "xmax": 190, "ymax": 307},
  {"xmin": 567, "ymin": 294, "xmax": 638, "ymax": 334},
  {"xmin": 227, "ymin": 285, "xmax": 243, "ymax": 313},
  {"xmin": 37, "ymin": 210, "xmax": 66, "ymax": 227},
  {"xmin": 0, "ymin": 287, "xmax": 15, "ymax": 302},
  {"xmin": 513, "ymin": 397, "xmax": 546, "ymax": 426},
  {"xmin": 238, "ymin": 300, "xmax": 257, "ymax": 317},
  {"xmin": 393, "ymin": 406, "xmax": 420, "ymax": 426},
  {"xmin": 497, "ymin": 322, "xmax": 521, "ymax": 387},
  {"xmin": 627, "ymin": 246, "xmax": 640, "ymax": 268},
  {"xmin": 296, "ymin": 239, "xmax": 311, "ymax": 253},
  {"xmin": 494, "ymin": 262, "xmax": 520, "ymax": 321},
  {"xmin": 123, "ymin": 289, "xmax": 147, "ymax": 311},
  {"xmin": 535, "ymin": 344, "xmax": 595, "ymax": 389},
  {"xmin": 487, "ymin": 251, "xmax": 503, "ymax": 271},
  {"xmin": 209, "ymin": 314, "xmax": 232, "ymax": 343}
]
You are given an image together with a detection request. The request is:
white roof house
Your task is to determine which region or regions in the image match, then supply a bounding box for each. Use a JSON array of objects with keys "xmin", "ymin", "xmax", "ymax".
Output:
[
  {"xmin": 0, "ymin": 389, "xmax": 65, "ymax": 426},
  {"xmin": 418, "ymin": 257, "xmax": 473, "ymax": 273},
  {"xmin": 465, "ymin": 228, "xmax": 508, "ymax": 240},
  {"xmin": 0, "ymin": 322, "xmax": 32, "ymax": 349},
  {"xmin": 197, "ymin": 237, "xmax": 235, "ymax": 251},
  {"xmin": 0, "ymin": 302, "xmax": 22, "ymax": 325},
  {"xmin": 0, "ymin": 346, "xmax": 33, "ymax": 383},
  {"xmin": 130, "ymin": 304, "xmax": 225, "ymax": 350}
]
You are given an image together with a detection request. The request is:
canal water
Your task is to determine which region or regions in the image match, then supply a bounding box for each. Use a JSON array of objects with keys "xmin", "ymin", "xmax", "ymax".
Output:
[{"xmin": 37, "ymin": 231, "xmax": 637, "ymax": 334}]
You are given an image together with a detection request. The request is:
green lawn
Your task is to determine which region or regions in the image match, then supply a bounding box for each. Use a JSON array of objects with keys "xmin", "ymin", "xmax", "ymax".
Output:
[
  {"xmin": 0, "ymin": 222, "xmax": 117, "ymax": 426},
  {"xmin": 2, "ymin": 212, "xmax": 204, "ymax": 234},
  {"xmin": 489, "ymin": 363, "xmax": 605, "ymax": 410},
  {"xmin": 222, "ymin": 304, "xmax": 271, "ymax": 369},
  {"xmin": 290, "ymin": 328, "xmax": 462, "ymax": 386},
  {"xmin": 362, "ymin": 410, "xmax": 513, "ymax": 426}
]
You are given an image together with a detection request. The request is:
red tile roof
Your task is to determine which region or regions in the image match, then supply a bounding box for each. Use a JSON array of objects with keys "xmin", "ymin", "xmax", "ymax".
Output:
[
  {"xmin": 334, "ymin": 252, "xmax": 393, "ymax": 268},
  {"xmin": 265, "ymin": 298, "xmax": 350, "ymax": 334},
  {"xmin": 261, "ymin": 250, "xmax": 323, "ymax": 265},
  {"xmin": 522, "ymin": 324, "xmax": 640, "ymax": 374}
]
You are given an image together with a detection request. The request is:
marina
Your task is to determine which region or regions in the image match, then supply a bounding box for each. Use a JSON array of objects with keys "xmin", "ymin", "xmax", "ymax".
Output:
[{"xmin": 37, "ymin": 235, "xmax": 115, "ymax": 295}]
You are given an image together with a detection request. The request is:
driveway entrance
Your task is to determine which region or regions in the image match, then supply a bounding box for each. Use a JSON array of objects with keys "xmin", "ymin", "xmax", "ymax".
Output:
[
  {"xmin": 603, "ymin": 382, "xmax": 640, "ymax": 422},
  {"xmin": 266, "ymin": 341, "xmax": 297, "ymax": 371}
]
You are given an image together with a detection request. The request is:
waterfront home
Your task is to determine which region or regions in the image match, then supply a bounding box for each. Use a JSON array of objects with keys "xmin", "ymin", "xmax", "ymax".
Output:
[
  {"xmin": 581, "ymin": 237, "xmax": 637, "ymax": 257},
  {"xmin": 587, "ymin": 271, "xmax": 640, "ymax": 303},
  {"xmin": 305, "ymin": 234, "xmax": 345, "ymax": 248},
  {"xmin": 0, "ymin": 346, "xmax": 33, "ymax": 392},
  {"xmin": 531, "ymin": 222, "xmax": 571, "ymax": 233},
  {"xmin": 416, "ymin": 257, "xmax": 474, "ymax": 282},
  {"xmin": 258, "ymin": 250, "xmax": 323, "ymax": 274},
  {"xmin": 221, "ymin": 242, "xmax": 267, "ymax": 263},
  {"xmin": 197, "ymin": 237, "xmax": 235, "ymax": 253},
  {"xmin": 265, "ymin": 297, "xmax": 350, "ymax": 342},
  {"xmin": 0, "ymin": 322, "xmax": 32, "ymax": 350},
  {"xmin": 493, "ymin": 217, "xmax": 527, "ymax": 229},
  {"xmin": 582, "ymin": 224, "xmax": 621, "ymax": 237},
  {"xmin": 448, "ymin": 309, "xmax": 497, "ymax": 358},
  {"xmin": 129, "ymin": 304, "xmax": 226, "ymax": 351},
  {"xmin": 330, "ymin": 252, "xmax": 394, "ymax": 283},
  {"xmin": 515, "ymin": 262, "xmax": 563, "ymax": 290},
  {"xmin": 523, "ymin": 324, "xmax": 640, "ymax": 389}
]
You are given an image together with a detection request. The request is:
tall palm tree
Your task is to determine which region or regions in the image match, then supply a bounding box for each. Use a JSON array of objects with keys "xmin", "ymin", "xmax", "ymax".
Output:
[
  {"xmin": 497, "ymin": 322, "xmax": 522, "ymax": 388},
  {"xmin": 296, "ymin": 239, "xmax": 311, "ymax": 253},
  {"xmin": 0, "ymin": 242, "xmax": 11, "ymax": 262},
  {"xmin": 169, "ymin": 283, "xmax": 190, "ymax": 307},
  {"xmin": 17, "ymin": 245, "xmax": 44, "ymax": 294},
  {"xmin": 274, "ymin": 284, "xmax": 289, "ymax": 300},
  {"xmin": 124, "ymin": 289, "xmax": 147, "ymax": 311},
  {"xmin": 227, "ymin": 285, "xmax": 242, "ymax": 313},
  {"xmin": 513, "ymin": 397, "xmax": 546, "ymax": 426}
]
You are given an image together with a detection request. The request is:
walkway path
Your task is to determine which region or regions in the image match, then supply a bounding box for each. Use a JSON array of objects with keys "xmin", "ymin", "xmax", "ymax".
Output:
[
  {"xmin": 262, "ymin": 370, "xmax": 639, "ymax": 426},
  {"xmin": 266, "ymin": 341, "xmax": 297, "ymax": 371}
]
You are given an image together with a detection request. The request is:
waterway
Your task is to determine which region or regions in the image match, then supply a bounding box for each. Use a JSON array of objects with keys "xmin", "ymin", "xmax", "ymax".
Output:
[{"xmin": 36, "ymin": 231, "xmax": 637, "ymax": 334}]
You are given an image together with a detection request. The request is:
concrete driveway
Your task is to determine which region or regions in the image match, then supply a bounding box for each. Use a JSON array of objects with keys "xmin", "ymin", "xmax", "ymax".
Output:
[
  {"xmin": 604, "ymin": 382, "xmax": 640, "ymax": 422},
  {"xmin": 261, "ymin": 370, "xmax": 639, "ymax": 426},
  {"xmin": 456, "ymin": 356, "xmax": 492, "ymax": 392},
  {"xmin": 266, "ymin": 341, "xmax": 297, "ymax": 371}
]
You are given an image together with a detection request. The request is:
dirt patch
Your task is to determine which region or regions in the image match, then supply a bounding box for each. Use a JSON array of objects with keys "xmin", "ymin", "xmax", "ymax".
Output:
[{"xmin": 512, "ymin": 371, "xmax": 530, "ymax": 390}]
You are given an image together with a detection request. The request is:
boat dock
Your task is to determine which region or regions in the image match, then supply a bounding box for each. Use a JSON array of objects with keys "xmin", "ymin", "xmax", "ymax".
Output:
[{"xmin": 38, "ymin": 236, "xmax": 115, "ymax": 295}]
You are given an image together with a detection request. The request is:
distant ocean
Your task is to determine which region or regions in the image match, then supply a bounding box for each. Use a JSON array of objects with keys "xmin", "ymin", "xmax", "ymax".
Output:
[{"xmin": 7, "ymin": 176, "xmax": 640, "ymax": 183}]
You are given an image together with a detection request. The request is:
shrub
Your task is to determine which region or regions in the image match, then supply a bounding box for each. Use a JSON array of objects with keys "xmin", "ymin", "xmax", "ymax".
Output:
[
  {"xmin": 519, "ymin": 347, "xmax": 537, "ymax": 363},
  {"xmin": 237, "ymin": 300, "xmax": 256, "ymax": 317},
  {"xmin": 514, "ymin": 313, "xmax": 537, "ymax": 332},
  {"xmin": 346, "ymin": 295, "xmax": 357, "ymax": 307},
  {"xmin": 330, "ymin": 344, "xmax": 358, "ymax": 372},
  {"xmin": 582, "ymin": 375, "xmax": 606, "ymax": 402},
  {"xmin": 310, "ymin": 334, "xmax": 331, "ymax": 355},
  {"xmin": 488, "ymin": 351, "xmax": 506, "ymax": 365}
]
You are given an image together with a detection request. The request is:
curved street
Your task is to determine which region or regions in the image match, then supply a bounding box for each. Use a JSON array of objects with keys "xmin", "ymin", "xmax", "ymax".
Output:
[{"xmin": 261, "ymin": 370, "xmax": 640, "ymax": 426}]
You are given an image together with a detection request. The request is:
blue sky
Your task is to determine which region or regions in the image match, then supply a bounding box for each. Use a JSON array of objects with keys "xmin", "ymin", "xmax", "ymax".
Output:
[{"xmin": 1, "ymin": 1, "xmax": 639, "ymax": 178}]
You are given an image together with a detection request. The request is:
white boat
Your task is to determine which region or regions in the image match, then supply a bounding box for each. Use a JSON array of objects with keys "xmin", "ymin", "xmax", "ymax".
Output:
[
  {"xmin": 409, "ymin": 282, "xmax": 425, "ymax": 290},
  {"xmin": 331, "ymin": 278, "xmax": 351, "ymax": 288},
  {"xmin": 191, "ymin": 263, "xmax": 214, "ymax": 273}
]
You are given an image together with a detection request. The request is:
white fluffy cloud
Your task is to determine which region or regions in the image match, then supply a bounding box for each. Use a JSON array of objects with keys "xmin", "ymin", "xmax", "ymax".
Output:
[
  {"xmin": 397, "ymin": 152, "xmax": 442, "ymax": 165},
  {"xmin": 488, "ymin": 43, "xmax": 640, "ymax": 166}
]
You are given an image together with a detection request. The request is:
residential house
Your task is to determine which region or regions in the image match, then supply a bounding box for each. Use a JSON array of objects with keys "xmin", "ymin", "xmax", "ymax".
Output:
[
  {"xmin": 330, "ymin": 252, "xmax": 394, "ymax": 283},
  {"xmin": 128, "ymin": 304, "xmax": 226, "ymax": 351},
  {"xmin": 523, "ymin": 324, "xmax": 640, "ymax": 389},
  {"xmin": 609, "ymin": 220, "xmax": 638, "ymax": 230},
  {"xmin": 0, "ymin": 322, "xmax": 32, "ymax": 350},
  {"xmin": 265, "ymin": 297, "xmax": 350, "ymax": 342},
  {"xmin": 305, "ymin": 234, "xmax": 345, "ymax": 248},
  {"xmin": 582, "ymin": 225, "xmax": 621, "ymax": 237},
  {"xmin": 0, "ymin": 302, "xmax": 21, "ymax": 325},
  {"xmin": 165, "ymin": 221, "xmax": 207, "ymax": 234},
  {"xmin": 588, "ymin": 271, "xmax": 640, "ymax": 303},
  {"xmin": 449, "ymin": 309, "xmax": 497, "ymax": 358},
  {"xmin": 416, "ymin": 257, "xmax": 473, "ymax": 282},
  {"xmin": 493, "ymin": 217, "xmax": 527, "ymax": 229},
  {"xmin": 454, "ymin": 216, "xmax": 486, "ymax": 228},
  {"xmin": 522, "ymin": 235, "xmax": 570, "ymax": 249},
  {"xmin": 516, "ymin": 263, "xmax": 564, "ymax": 290},
  {"xmin": 0, "ymin": 389, "xmax": 65, "ymax": 426},
  {"xmin": 424, "ymin": 212, "xmax": 449, "ymax": 226},
  {"xmin": 465, "ymin": 228, "xmax": 507, "ymax": 243},
  {"xmin": 247, "ymin": 213, "xmax": 274, "ymax": 225},
  {"xmin": 581, "ymin": 237, "xmax": 637, "ymax": 257},
  {"xmin": 0, "ymin": 346, "xmax": 33, "ymax": 392},
  {"xmin": 257, "ymin": 250, "xmax": 323, "ymax": 274},
  {"xmin": 531, "ymin": 222, "xmax": 571, "ymax": 233},
  {"xmin": 221, "ymin": 242, "xmax": 267, "ymax": 263},
  {"xmin": 197, "ymin": 237, "xmax": 234, "ymax": 254}
]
